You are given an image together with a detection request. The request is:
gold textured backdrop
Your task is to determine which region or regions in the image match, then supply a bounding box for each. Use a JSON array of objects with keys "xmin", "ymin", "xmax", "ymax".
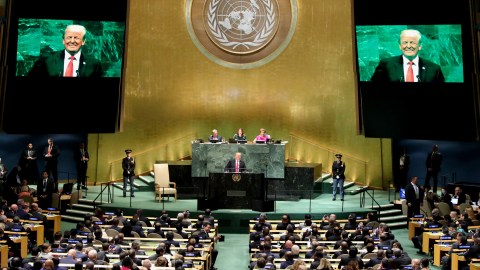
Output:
[{"xmin": 87, "ymin": 0, "xmax": 393, "ymax": 188}]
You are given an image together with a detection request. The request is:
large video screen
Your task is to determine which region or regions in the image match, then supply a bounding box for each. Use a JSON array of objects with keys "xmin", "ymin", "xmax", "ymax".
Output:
[
  {"xmin": 353, "ymin": 0, "xmax": 478, "ymax": 140},
  {"xmin": 1, "ymin": 0, "xmax": 128, "ymax": 133}
]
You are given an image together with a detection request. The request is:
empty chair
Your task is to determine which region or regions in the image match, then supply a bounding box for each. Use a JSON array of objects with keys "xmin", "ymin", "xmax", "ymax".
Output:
[
  {"xmin": 147, "ymin": 233, "xmax": 162, "ymax": 238},
  {"xmin": 363, "ymin": 253, "xmax": 378, "ymax": 260},
  {"xmin": 105, "ymin": 229, "xmax": 119, "ymax": 237},
  {"xmin": 436, "ymin": 202, "xmax": 451, "ymax": 217},
  {"xmin": 154, "ymin": 164, "xmax": 177, "ymax": 202},
  {"xmin": 131, "ymin": 231, "xmax": 140, "ymax": 238},
  {"xmin": 458, "ymin": 202, "xmax": 470, "ymax": 214},
  {"xmin": 50, "ymin": 193, "xmax": 60, "ymax": 210},
  {"xmin": 366, "ymin": 221, "xmax": 379, "ymax": 229}
]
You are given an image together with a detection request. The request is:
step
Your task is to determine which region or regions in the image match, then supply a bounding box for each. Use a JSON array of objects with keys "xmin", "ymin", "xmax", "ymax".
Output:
[
  {"xmin": 65, "ymin": 209, "xmax": 93, "ymax": 216},
  {"xmin": 379, "ymin": 215, "xmax": 408, "ymax": 222},
  {"xmin": 78, "ymin": 199, "xmax": 110, "ymax": 205},
  {"xmin": 371, "ymin": 203, "xmax": 395, "ymax": 210},
  {"xmin": 386, "ymin": 221, "xmax": 408, "ymax": 229},
  {"xmin": 61, "ymin": 215, "xmax": 85, "ymax": 223},
  {"xmin": 71, "ymin": 204, "xmax": 96, "ymax": 211},
  {"xmin": 320, "ymin": 179, "xmax": 356, "ymax": 195},
  {"xmin": 138, "ymin": 175, "xmax": 155, "ymax": 185},
  {"xmin": 346, "ymin": 185, "xmax": 369, "ymax": 195},
  {"xmin": 113, "ymin": 180, "xmax": 151, "ymax": 192},
  {"xmin": 379, "ymin": 209, "xmax": 403, "ymax": 216}
]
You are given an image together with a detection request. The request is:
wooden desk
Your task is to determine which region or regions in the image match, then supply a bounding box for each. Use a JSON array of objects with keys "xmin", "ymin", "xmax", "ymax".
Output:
[
  {"xmin": 471, "ymin": 263, "xmax": 480, "ymax": 270},
  {"xmin": 0, "ymin": 244, "xmax": 7, "ymax": 268},
  {"xmin": 408, "ymin": 221, "xmax": 422, "ymax": 240},
  {"xmin": 47, "ymin": 214, "xmax": 61, "ymax": 233},
  {"xmin": 433, "ymin": 244, "xmax": 451, "ymax": 266},
  {"xmin": 29, "ymin": 224, "xmax": 45, "ymax": 245},
  {"xmin": 12, "ymin": 236, "xmax": 28, "ymax": 258},
  {"xmin": 422, "ymin": 231, "xmax": 441, "ymax": 254},
  {"xmin": 452, "ymin": 253, "xmax": 466, "ymax": 270}
]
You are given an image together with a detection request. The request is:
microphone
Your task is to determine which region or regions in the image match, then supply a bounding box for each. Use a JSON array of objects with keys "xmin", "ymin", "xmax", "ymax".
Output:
[
  {"xmin": 76, "ymin": 70, "xmax": 80, "ymax": 77},
  {"xmin": 400, "ymin": 76, "xmax": 404, "ymax": 82},
  {"xmin": 416, "ymin": 75, "xmax": 421, "ymax": 82}
]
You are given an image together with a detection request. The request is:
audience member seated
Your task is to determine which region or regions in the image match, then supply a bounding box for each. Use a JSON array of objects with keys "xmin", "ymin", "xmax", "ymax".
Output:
[
  {"xmin": 280, "ymin": 251, "xmax": 295, "ymax": 269},
  {"xmin": 338, "ymin": 246, "xmax": 365, "ymax": 269},
  {"xmin": 279, "ymin": 224, "xmax": 300, "ymax": 241},
  {"xmin": 147, "ymin": 221, "xmax": 165, "ymax": 237},
  {"xmin": 365, "ymin": 250, "xmax": 385, "ymax": 268},
  {"xmin": 451, "ymin": 186, "xmax": 467, "ymax": 206},
  {"xmin": 344, "ymin": 213, "xmax": 358, "ymax": 230},
  {"xmin": 276, "ymin": 214, "xmax": 294, "ymax": 231},
  {"xmin": 392, "ymin": 248, "xmax": 412, "ymax": 268}
]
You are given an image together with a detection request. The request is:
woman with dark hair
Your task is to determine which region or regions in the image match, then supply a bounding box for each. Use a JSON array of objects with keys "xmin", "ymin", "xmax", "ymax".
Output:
[{"xmin": 233, "ymin": 128, "xmax": 247, "ymax": 141}]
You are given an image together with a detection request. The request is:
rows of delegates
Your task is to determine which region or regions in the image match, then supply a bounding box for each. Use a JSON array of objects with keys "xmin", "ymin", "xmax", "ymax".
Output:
[{"xmin": 2, "ymin": 205, "xmax": 221, "ymax": 270}]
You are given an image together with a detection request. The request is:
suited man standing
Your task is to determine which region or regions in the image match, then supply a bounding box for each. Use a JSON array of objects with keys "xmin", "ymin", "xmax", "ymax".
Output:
[
  {"xmin": 424, "ymin": 144, "xmax": 442, "ymax": 193},
  {"xmin": 371, "ymin": 29, "xmax": 444, "ymax": 83},
  {"xmin": 28, "ymin": 24, "xmax": 103, "ymax": 77},
  {"xmin": 224, "ymin": 152, "xmax": 246, "ymax": 173},
  {"xmin": 394, "ymin": 147, "xmax": 410, "ymax": 192},
  {"xmin": 405, "ymin": 176, "xmax": 424, "ymax": 218},
  {"xmin": 37, "ymin": 171, "xmax": 55, "ymax": 210},
  {"xmin": 43, "ymin": 138, "xmax": 60, "ymax": 191},
  {"xmin": 20, "ymin": 142, "xmax": 39, "ymax": 184},
  {"xmin": 74, "ymin": 142, "xmax": 89, "ymax": 190}
]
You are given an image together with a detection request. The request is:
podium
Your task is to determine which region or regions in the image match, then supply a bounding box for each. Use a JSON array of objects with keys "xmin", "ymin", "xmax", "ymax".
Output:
[{"xmin": 197, "ymin": 172, "xmax": 274, "ymax": 211}]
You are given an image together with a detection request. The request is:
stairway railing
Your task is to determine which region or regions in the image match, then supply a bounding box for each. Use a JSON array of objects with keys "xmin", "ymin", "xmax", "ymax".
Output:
[
  {"xmin": 362, "ymin": 188, "xmax": 383, "ymax": 222},
  {"xmin": 92, "ymin": 181, "xmax": 115, "ymax": 210}
]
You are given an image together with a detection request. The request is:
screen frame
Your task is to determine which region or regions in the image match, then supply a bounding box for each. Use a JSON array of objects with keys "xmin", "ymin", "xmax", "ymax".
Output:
[
  {"xmin": 0, "ymin": 0, "xmax": 129, "ymax": 134},
  {"xmin": 352, "ymin": 0, "xmax": 479, "ymax": 140}
]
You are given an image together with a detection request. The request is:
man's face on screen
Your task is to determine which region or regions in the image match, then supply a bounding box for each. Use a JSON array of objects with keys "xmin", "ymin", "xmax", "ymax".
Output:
[
  {"xmin": 399, "ymin": 34, "xmax": 422, "ymax": 60},
  {"xmin": 63, "ymin": 29, "xmax": 86, "ymax": 54}
]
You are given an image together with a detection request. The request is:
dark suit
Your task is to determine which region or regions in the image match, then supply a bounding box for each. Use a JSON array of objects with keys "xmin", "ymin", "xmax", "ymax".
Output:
[
  {"xmin": 43, "ymin": 144, "xmax": 60, "ymax": 189},
  {"xmin": 21, "ymin": 148, "xmax": 39, "ymax": 184},
  {"xmin": 224, "ymin": 159, "xmax": 246, "ymax": 173},
  {"xmin": 394, "ymin": 153, "xmax": 410, "ymax": 192},
  {"xmin": 29, "ymin": 50, "xmax": 103, "ymax": 77},
  {"xmin": 451, "ymin": 193, "xmax": 466, "ymax": 205},
  {"xmin": 37, "ymin": 178, "xmax": 55, "ymax": 210},
  {"xmin": 74, "ymin": 148, "xmax": 89, "ymax": 189},
  {"xmin": 425, "ymin": 151, "xmax": 442, "ymax": 192},
  {"xmin": 405, "ymin": 182, "xmax": 424, "ymax": 218},
  {"xmin": 370, "ymin": 55, "xmax": 445, "ymax": 82}
]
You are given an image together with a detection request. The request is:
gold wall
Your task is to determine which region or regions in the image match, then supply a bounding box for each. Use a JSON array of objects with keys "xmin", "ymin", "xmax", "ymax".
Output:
[{"xmin": 88, "ymin": 0, "xmax": 393, "ymax": 188}]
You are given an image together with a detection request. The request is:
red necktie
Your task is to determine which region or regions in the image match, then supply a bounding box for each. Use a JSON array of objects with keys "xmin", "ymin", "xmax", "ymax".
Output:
[
  {"xmin": 406, "ymin": 61, "xmax": 414, "ymax": 82},
  {"xmin": 65, "ymin": 56, "xmax": 75, "ymax": 77},
  {"xmin": 235, "ymin": 161, "xmax": 239, "ymax": 172}
]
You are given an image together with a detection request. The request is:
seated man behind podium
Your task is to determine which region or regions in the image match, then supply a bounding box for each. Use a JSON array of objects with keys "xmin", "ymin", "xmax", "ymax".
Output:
[
  {"xmin": 208, "ymin": 129, "xmax": 223, "ymax": 143},
  {"xmin": 224, "ymin": 152, "xmax": 246, "ymax": 173}
]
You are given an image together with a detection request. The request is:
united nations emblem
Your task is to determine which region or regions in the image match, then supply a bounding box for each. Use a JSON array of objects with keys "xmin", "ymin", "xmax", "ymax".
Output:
[
  {"xmin": 232, "ymin": 173, "xmax": 242, "ymax": 182},
  {"xmin": 186, "ymin": 0, "xmax": 297, "ymax": 68},
  {"xmin": 205, "ymin": 0, "xmax": 279, "ymax": 54}
]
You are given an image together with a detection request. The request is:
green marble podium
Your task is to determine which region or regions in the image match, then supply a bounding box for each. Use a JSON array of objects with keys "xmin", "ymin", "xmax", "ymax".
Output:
[{"xmin": 191, "ymin": 142, "xmax": 286, "ymax": 179}]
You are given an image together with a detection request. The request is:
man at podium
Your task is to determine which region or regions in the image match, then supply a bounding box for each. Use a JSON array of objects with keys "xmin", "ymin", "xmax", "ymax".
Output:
[{"xmin": 224, "ymin": 152, "xmax": 246, "ymax": 173}]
